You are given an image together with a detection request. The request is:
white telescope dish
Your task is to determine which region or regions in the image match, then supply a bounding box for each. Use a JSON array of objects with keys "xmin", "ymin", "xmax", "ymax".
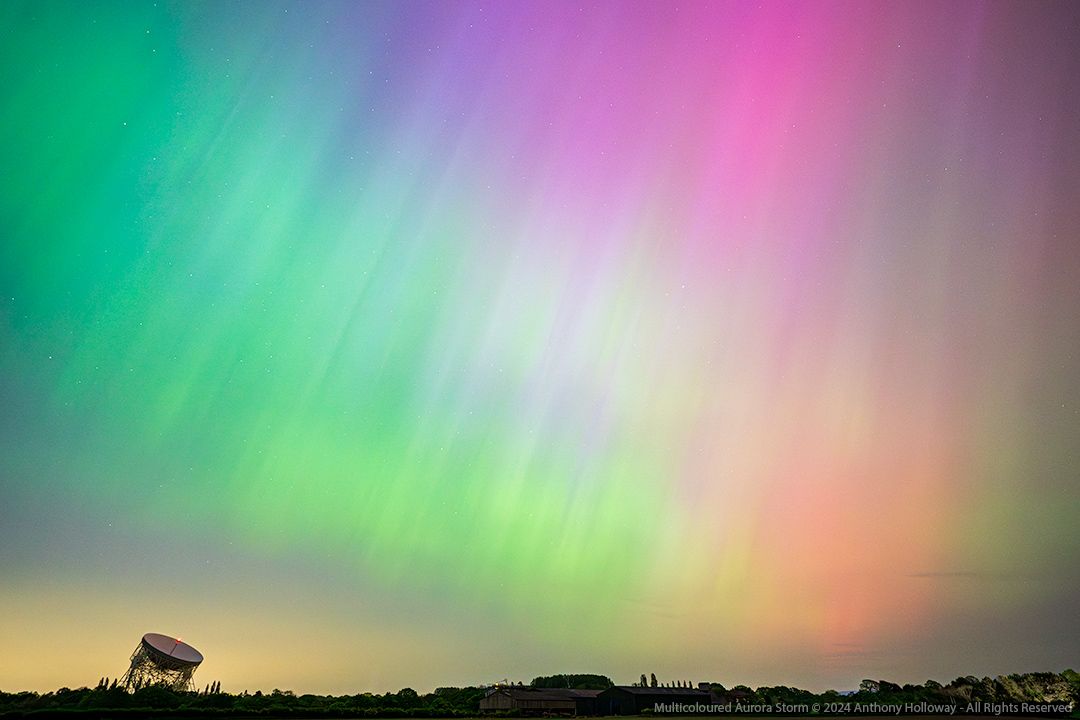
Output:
[{"xmin": 141, "ymin": 633, "xmax": 204, "ymax": 665}]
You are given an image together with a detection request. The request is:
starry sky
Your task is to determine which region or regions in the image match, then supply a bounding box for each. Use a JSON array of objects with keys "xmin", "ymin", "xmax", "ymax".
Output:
[{"xmin": 2, "ymin": 0, "xmax": 1079, "ymax": 696}]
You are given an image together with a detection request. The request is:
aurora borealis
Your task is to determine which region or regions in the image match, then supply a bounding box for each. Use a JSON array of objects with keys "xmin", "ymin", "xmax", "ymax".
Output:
[{"xmin": 2, "ymin": 0, "xmax": 1079, "ymax": 696}]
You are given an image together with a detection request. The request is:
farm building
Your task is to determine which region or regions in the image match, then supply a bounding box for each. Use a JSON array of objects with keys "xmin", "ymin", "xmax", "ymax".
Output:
[
  {"xmin": 595, "ymin": 685, "xmax": 717, "ymax": 715},
  {"xmin": 479, "ymin": 687, "xmax": 601, "ymax": 715}
]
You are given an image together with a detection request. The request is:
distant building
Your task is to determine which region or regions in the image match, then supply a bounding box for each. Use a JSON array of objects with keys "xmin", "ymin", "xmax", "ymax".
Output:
[
  {"xmin": 480, "ymin": 687, "xmax": 601, "ymax": 715},
  {"xmin": 596, "ymin": 686, "xmax": 716, "ymax": 715}
]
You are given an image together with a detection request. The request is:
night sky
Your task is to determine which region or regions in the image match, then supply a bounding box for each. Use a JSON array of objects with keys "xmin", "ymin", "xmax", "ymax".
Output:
[{"xmin": 2, "ymin": 0, "xmax": 1079, "ymax": 696}]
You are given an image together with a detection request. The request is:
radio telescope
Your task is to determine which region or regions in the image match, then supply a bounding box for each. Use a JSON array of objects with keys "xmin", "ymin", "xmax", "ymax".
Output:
[{"xmin": 121, "ymin": 633, "xmax": 203, "ymax": 692}]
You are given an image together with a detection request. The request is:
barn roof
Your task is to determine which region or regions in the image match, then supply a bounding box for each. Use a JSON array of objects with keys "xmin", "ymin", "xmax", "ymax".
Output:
[{"xmin": 490, "ymin": 687, "xmax": 601, "ymax": 700}]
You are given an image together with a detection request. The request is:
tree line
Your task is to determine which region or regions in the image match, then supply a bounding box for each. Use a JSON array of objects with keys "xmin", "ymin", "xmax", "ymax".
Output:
[
  {"xmin": 0, "ymin": 683, "xmax": 487, "ymax": 718},
  {"xmin": 1, "ymin": 669, "xmax": 1077, "ymax": 717}
]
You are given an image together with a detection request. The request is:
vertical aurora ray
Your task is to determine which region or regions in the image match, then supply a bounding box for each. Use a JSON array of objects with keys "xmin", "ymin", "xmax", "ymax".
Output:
[{"xmin": 2, "ymin": 0, "xmax": 1079, "ymax": 693}]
